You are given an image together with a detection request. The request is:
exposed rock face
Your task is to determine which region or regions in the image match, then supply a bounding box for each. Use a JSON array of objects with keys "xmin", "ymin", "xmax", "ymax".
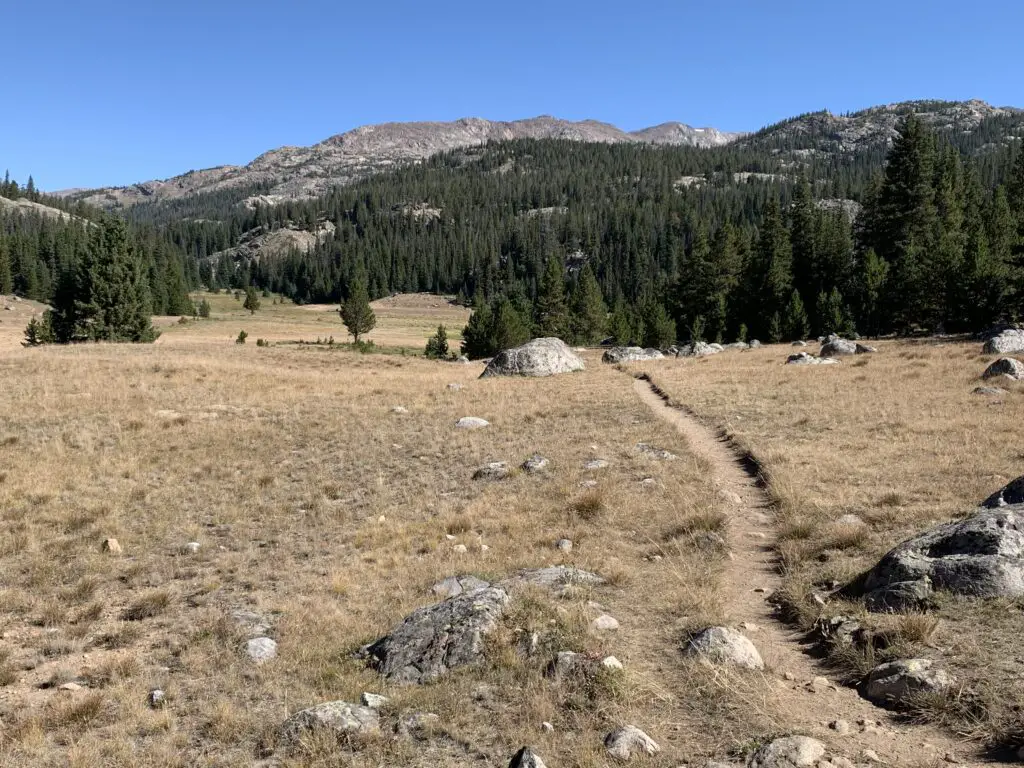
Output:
[
  {"xmin": 982, "ymin": 357, "xmax": 1024, "ymax": 380},
  {"xmin": 983, "ymin": 476, "xmax": 1024, "ymax": 508},
  {"xmin": 786, "ymin": 352, "xmax": 840, "ymax": 365},
  {"xmin": 208, "ymin": 221, "xmax": 336, "ymax": 265},
  {"xmin": 983, "ymin": 329, "xmax": 1024, "ymax": 354},
  {"xmin": 864, "ymin": 659, "xmax": 956, "ymax": 707},
  {"xmin": 748, "ymin": 736, "xmax": 826, "ymax": 768},
  {"xmin": 431, "ymin": 575, "xmax": 490, "ymax": 598},
  {"xmin": 480, "ymin": 338, "xmax": 584, "ymax": 378},
  {"xmin": 364, "ymin": 587, "xmax": 510, "ymax": 684},
  {"xmin": 860, "ymin": 506, "xmax": 1024, "ymax": 602},
  {"xmin": 690, "ymin": 341, "xmax": 723, "ymax": 357},
  {"xmin": 501, "ymin": 565, "xmax": 605, "ymax": 592},
  {"xmin": 684, "ymin": 626, "xmax": 764, "ymax": 669},
  {"xmin": 602, "ymin": 347, "xmax": 665, "ymax": 364},
  {"xmin": 280, "ymin": 701, "xmax": 380, "ymax": 742},
  {"xmin": 820, "ymin": 336, "xmax": 858, "ymax": 356},
  {"xmin": 604, "ymin": 725, "xmax": 661, "ymax": 761}
]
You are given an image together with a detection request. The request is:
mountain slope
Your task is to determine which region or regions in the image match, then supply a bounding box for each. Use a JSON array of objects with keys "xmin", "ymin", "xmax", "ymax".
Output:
[{"xmin": 58, "ymin": 116, "xmax": 745, "ymax": 209}]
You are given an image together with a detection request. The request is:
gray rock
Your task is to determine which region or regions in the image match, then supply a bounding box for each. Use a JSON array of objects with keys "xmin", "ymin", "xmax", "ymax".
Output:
[
  {"xmin": 555, "ymin": 538, "xmax": 573, "ymax": 552},
  {"xmin": 821, "ymin": 336, "xmax": 858, "ymax": 357},
  {"xmin": 396, "ymin": 711, "xmax": 440, "ymax": 737},
  {"xmin": 973, "ymin": 386, "xmax": 1008, "ymax": 396},
  {"xmin": 148, "ymin": 689, "xmax": 166, "ymax": 708},
  {"xmin": 983, "ymin": 475, "xmax": 1024, "ymax": 507},
  {"xmin": 602, "ymin": 346, "xmax": 664, "ymax": 364},
  {"xmin": 246, "ymin": 636, "xmax": 278, "ymax": 663},
  {"xmin": 983, "ymin": 329, "xmax": 1024, "ymax": 355},
  {"xmin": 281, "ymin": 701, "xmax": 379, "ymax": 742},
  {"xmin": 502, "ymin": 565, "xmax": 605, "ymax": 592},
  {"xmin": 431, "ymin": 575, "xmax": 490, "ymax": 599},
  {"xmin": 480, "ymin": 337, "xmax": 585, "ymax": 378},
  {"xmin": 635, "ymin": 442, "xmax": 678, "ymax": 461},
  {"xmin": 521, "ymin": 455, "xmax": 550, "ymax": 473},
  {"xmin": 592, "ymin": 614, "xmax": 620, "ymax": 631},
  {"xmin": 791, "ymin": 340, "xmax": 808, "ymax": 347},
  {"xmin": 812, "ymin": 615, "xmax": 863, "ymax": 647},
  {"xmin": 829, "ymin": 719, "xmax": 850, "ymax": 735},
  {"xmin": 473, "ymin": 461, "xmax": 512, "ymax": 481},
  {"xmin": 549, "ymin": 650, "xmax": 587, "ymax": 680},
  {"xmin": 446, "ymin": 382, "xmax": 463, "ymax": 391},
  {"xmin": 455, "ymin": 355, "xmax": 471, "ymax": 364},
  {"xmin": 860, "ymin": 506, "xmax": 1024, "ymax": 599},
  {"xmin": 685, "ymin": 626, "xmax": 764, "ymax": 669},
  {"xmin": 601, "ymin": 655, "xmax": 624, "ymax": 670},
  {"xmin": 364, "ymin": 587, "xmax": 510, "ymax": 683},
  {"xmin": 835, "ymin": 513, "xmax": 867, "ymax": 527},
  {"xmin": 864, "ymin": 578, "xmax": 933, "ymax": 612},
  {"xmin": 583, "ymin": 458, "xmax": 609, "ymax": 470},
  {"xmin": 391, "ymin": 406, "xmax": 409, "ymax": 414},
  {"xmin": 181, "ymin": 541, "xmax": 201, "ymax": 555},
  {"xmin": 982, "ymin": 357, "xmax": 1024, "ymax": 380},
  {"xmin": 864, "ymin": 659, "xmax": 956, "ymax": 707},
  {"xmin": 231, "ymin": 608, "xmax": 272, "ymax": 637},
  {"xmin": 748, "ymin": 736, "xmax": 826, "ymax": 768},
  {"xmin": 509, "ymin": 747, "xmax": 548, "ymax": 768},
  {"xmin": 455, "ymin": 416, "xmax": 490, "ymax": 429},
  {"xmin": 786, "ymin": 352, "xmax": 840, "ymax": 365},
  {"xmin": 604, "ymin": 725, "xmax": 660, "ymax": 761},
  {"xmin": 748, "ymin": 339, "xmax": 762, "ymax": 348},
  {"xmin": 724, "ymin": 342, "xmax": 750, "ymax": 350},
  {"xmin": 360, "ymin": 692, "xmax": 389, "ymax": 708},
  {"xmin": 855, "ymin": 343, "xmax": 877, "ymax": 354},
  {"xmin": 692, "ymin": 341, "xmax": 722, "ymax": 357}
]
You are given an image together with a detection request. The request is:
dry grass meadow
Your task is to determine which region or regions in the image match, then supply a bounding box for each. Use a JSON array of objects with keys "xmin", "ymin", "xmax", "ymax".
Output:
[
  {"xmin": 639, "ymin": 341, "xmax": 1024, "ymax": 752},
  {"xmin": 0, "ymin": 294, "xmax": 780, "ymax": 767}
]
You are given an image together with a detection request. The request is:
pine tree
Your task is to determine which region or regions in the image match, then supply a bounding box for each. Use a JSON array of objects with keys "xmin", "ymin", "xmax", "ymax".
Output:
[
  {"xmin": 569, "ymin": 264, "xmax": 607, "ymax": 344},
  {"xmin": 461, "ymin": 300, "xmax": 494, "ymax": 359},
  {"xmin": 534, "ymin": 253, "xmax": 569, "ymax": 338},
  {"xmin": 790, "ymin": 177, "xmax": 818, "ymax": 302},
  {"xmin": 744, "ymin": 199, "xmax": 792, "ymax": 339},
  {"xmin": 424, "ymin": 324, "xmax": 449, "ymax": 359},
  {"xmin": 243, "ymin": 285, "xmax": 261, "ymax": 314},
  {"xmin": 340, "ymin": 278, "xmax": 375, "ymax": 344},
  {"xmin": 640, "ymin": 300, "xmax": 676, "ymax": 348},
  {"xmin": 198, "ymin": 298, "xmax": 211, "ymax": 318},
  {"xmin": 492, "ymin": 298, "xmax": 531, "ymax": 351},
  {"xmin": 608, "ymin": 297, "xmax": 634, "ymax": 345},
  {"xmin": 854, "ymin": 249, "xmax": 889, "ymax": 336},
  {"xmin": 0, "ymin": 240, "xmax": 12, "ymax": 295},
  {"xmin": 782, "ymin": 290, "xmax": 809, "ymax": 341},
  {"xmin": 817, "ymin": 287, "xmax": 854, "ymax": 337}
]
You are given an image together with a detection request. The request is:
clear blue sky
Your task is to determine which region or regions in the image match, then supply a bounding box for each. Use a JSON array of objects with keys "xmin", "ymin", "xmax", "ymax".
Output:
[{"xmin": 5, "ymin": 0, "xmax": 1022, "ymax": 191}]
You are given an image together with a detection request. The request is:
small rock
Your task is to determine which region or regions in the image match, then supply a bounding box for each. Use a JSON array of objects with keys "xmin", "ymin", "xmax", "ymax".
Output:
[
  {"xmin": 601, "ymin": 655, "xmax": 624, "ymax": 671},
  {"xmin": 541, "ymin": 722, "xmax": 554, "ymax": 733},
  {"xmin": 639, "ymin": 477, "xmax": 658, "ymax": 488},
  {"xmin": 59, "ymin": 682, "xmax": 83, "ymax": 692},
  {"xmin": 148, "ymin": 689, "xmax": 166, "ymax": 708},
  {"xmin": 521, "ymin": 455, "xmax": 550, "ymax": 473},
  {"xmin": 829, "ymin": 719, "xmax": 850, "ymax": 735},
  {"xmin": 604, "ymin": 725, "xmax": 660, "ymax": 761},
  {"xmin": 782, "ymin": 671, "xmax": 796, "ymax": 681},
  {"xmin": 738, "ymin": 622, "xmax": 759, "ymax": 632},
  {"xmin": 181, "ymin": 541, "xmax": 201, "ymax": 555},
  {"xmin": 452, "ymin": 544, "xmax": 468, "ymax": 554},
  {"xmin": 592, "ymin": 614, "xmax": 620, "ymax": 631},
  {"xmin": 473, "ymin": 461, "xmax": 511, "ymax": 481},
  {"xmin": 431, "ymin": 575, "xmax": 490, "ymax": 598},
  {"xmin": 864, "ymin": 659, "xmax": 955, "ymax": 707},
  {"xmin": 480, "ymin": 543, "xmax": 490, "ymax": 552},
  {"xmin": 862, "ymin": 750, "xmax": 882, "ymax": 763},
  {"xmin": 397, "ymin": 711, "xmax": 440, "ymax": 737},
  {"xmin": 635, "ymin": 443, "xmax": 678, "ymax": 461},
  {"xmin": 246, "ymin": 637, "xmax": 278, "ymax": 663},
  {"xmin": 685, "ymin": 626, "xmax": 764, "ymax": 669},
  {"xmin": 360, "ymin": 692, "xmax": 389, "ymax": 709},
  {"xmin": 579, "ymin": 479, "xmax": 598, "ymax": 488},
  {"xmin": 982, "ymin": 357, "xmax": 1024, "ymax": 380},
  {"xmin": 280, "ymin": 701, "xmax": 380, "ymax": 742},
  {"xmin": 749, "ymin": 736, "xmax": 826, "ymax": 768},
  {"xmin": 972, "ymin": 386, "xmax": 1007, "ymax": 396},
  {"xmin": 583, "ymin": 458, "xmax": 609, "ymax": 471},
  {"xmin": 455, "ymin": 416, "xmax": 489, "ymax": 429},
  {"xmin": 717, "ymin": 489, "xmax": 742, "ymax": 505},
  {"xmin": 509, "ymin": 747, "xmax": 548, "ymax": 768},
  {"xmin": 807, "ymin": 675, "xmax": 832, "ymax": 692},
  {"xmin": 550, "ymin": 650, "xmax": 587, "ymax": 680},
  {"xmin": 391, "ymin": 406, "xmax": 409, "ymax": 414},
  {"xmin": 101, "ymin": 538, "xmax": 122, "ymax": 554},
  {"xmin": 446, "ymin": 383, "xmax": 463, "ymax": 391},
  {"xmin": 555, "ymin": 538, "xmax": 573, "ymax": 552}
]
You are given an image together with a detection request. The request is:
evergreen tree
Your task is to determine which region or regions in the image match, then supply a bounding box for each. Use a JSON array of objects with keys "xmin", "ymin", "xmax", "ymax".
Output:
[
  {"xmin": 461, "ymin": 300, "xmax": 494, "ymax": 359},
  {"xmin": 568, "ymin": 264, "xmax": 607, "ymax": 344},
  {"xmin": 817, "ymin": 287, "xmax": 854, "ymax": 337},
  {"xmin": 339, "ymin": 277, "xmax": 375, "ymax": 343},
  {"xmin": 744, "ymin": 199, "xmax": 792, "ymax": 339},
  {"xmin": 198, "ymin": 298, "xmax": 211, "ymax": 318},
  {"xmin": 854, "ymin": 248, "xmax": 889, "ymax": 336},
  {"xmin": 0, "ymin": 240, "xmax": 11, "ymax": 295},
  {"xmin": 534, "ymin": 253, "xmax": 570, "ymax": 338},
  {"xmin": 640, "ymin": 300, "xmax": 676, "ymax": 348},
  {"xmin": 492, "ymin": 298, "xmax": 531, "ymax": 351},
  {"xmin": 243, "ymin": 285, "xmax": 261, "ymax": 314},
  {"xmin": 608, "ymin": 297, "xmax": 634, "ymax": 345},
  {"xmin": 782, "ymin": 290, "xmax": 810, "ymax": 341},
  {"xmin": 424, "ymin": 324, "xmax": 449, "ymax": 359}
]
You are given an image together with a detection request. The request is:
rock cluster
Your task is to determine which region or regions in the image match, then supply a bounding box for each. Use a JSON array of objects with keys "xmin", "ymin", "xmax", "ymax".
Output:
[
  {"xmin": 983, "ymin": 328, "xmax": 1024, "ymax": 354},
  {"xmin": 602, "ymin": 347, "xmax": 664, "ymax": 363}
]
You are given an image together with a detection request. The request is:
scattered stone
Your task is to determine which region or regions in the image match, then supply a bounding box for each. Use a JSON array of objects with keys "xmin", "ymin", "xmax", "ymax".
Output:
[
  {"xmin": 455, "ymin": 355, "xmax": 471, "ymax": 364},
  {"xmin": 452, "ymin": 543, "xmax": 468, "ymax": 554},
  {"xmin": 835, "ymin": 514, "xmax": 866, "ymax": 527},
  {"xmin": 181, "ymin": 541, "xmax": 201, "ymax": 555},
  {"xmin": 583, "ymin": 458, "xmax": 609, "ymax": 471},
  {"xmin": 786, "ymin": 352, "xmax": 840, "ymax": 365},
  {"xmin": 635, "ymin": 442, "xmax": 678, "ymax": 460},
  {"xmin": 391, "ymin": 406, "xmax": 409, "ymax": 414},
  {"xmin": 431, "ymin": 575, "xmax": 490, "ymax": 599},
  {"xmin": 363, "ymin": 586, "xmax": 510, "ymax": 683},
  {"xmin": 101, "ymin": 538, "xmax": 122, "ymax": 554},
  {"xmin": 859, "ymin": 506, "xmax": 1024, "ymax": 600},
  {"xmin": 639, "ymin": 477, "xmax": 658, "ymax": 488},
  {"xmin": 685, "ymin": 626, "xmax": 764, "ymax": 670},
  {"xmin": 446, "ymin": 383, "xmax": 463, "ymax": 391},
  {"xmin": 509, "ymin": 747, "xmax": 548, "ymax": 768},
  {"xmin": 280, "ymin": 701, "xmax": 380, "ymax": 742},
  {"xmin": 360, "ymin": 692, "xmax": 388, "ymax": 708},
  {"xmin": 812, "ymin": 615, "xmax": 863, "ymax": 647},
  {"xmin": 864, "ymin": 659, "xmax": 956, "ymax": 707},
  {"xmin": 604, "ymin": 725, "xmax": 660, "ymax": 761},
  {"xmin": 231, "ymin": 608, "xmax": 272, "ymax": 637},
  {"xmin": 541, "ymin": 721, "xmax": 554, "ymax": 732},
  {"xmin": 864, "ymin": 578, "xmax": 933, "ymax": 612},
  {"xmin": 973, "ymin": 385, "xmax": 1008, "ymax": 396},
  {"xmin": 480, "ymin": 337, "xmax": 585, "ymax": 378},
  {"xmin": 983, "ymin": 329, "xmax": 1024, "ymax": 354},
  {"xmin": 501, "ymin": 565, "xmax": 605, "ymax": 592},
  {"xmin": 820, "ymin": 336, "xmax": 858, "ymax": 357},
  {"xmin": 855, "ymin": 343, "xmax": 878, "ymax": 354},
  {"xmin": 602, "ymin": 347, "xmax": 665, "ymax": 364},
  {"xmin": 748, "ymin": 736, "xmax": 826, "ymax": 768},
  {"xmin": 982, "ymin": 357, "xmax": 1024, "ymax": 380},
  {"xmin": 691, "ymin": 341, "xmax": 723, "ymax": 357},
  {"xmin": 749, "ymin": 339, "xmax": 762, "ymax": 348},
  {"xmin": 982, "ymin": 475, "xmax": 1024, "ymax": 508},
  {"xmin": 59, "ymin": 682, "xmax": 83, "ymax": 692},
  {"xmin": 246, "ymin": 637, "xmax": 278, "ymax": 663},
  {"xmin": 601, "ymin": 655, "xmax": 624, "ymax": 671},
  {"xmin": 579, "ymin": 479, "xmax": 598, "ymax": 488},
  {"xmin": 549, "ymin": 650, "xmax": 587, "ymax": 680},
  {"xmin": 592, "ymin": 614, "xmax": 620, "ymax": 631},
  {"xmin": 829, "ymin": 719, "xmax": 850, "ymax": 735},
  {"xmin": 555, "ymin": 538, "xmax": 573, "ymax": 552},
  {"xmin": 396, "ymin": 711, "xmax": 440, "ymax": 737},
  {"xmin": 473, "ymin": 461, "xmax": 512, "ymax": 481},
  {"xmin": 862, "ymin": 750, "xmax": 882, "ymax": 763},
  {"xmin": 791, "ymin": 340, "xmax": 808, "ymax": 347},
  {"xmin": 806, "ymin": 675, "xmax": 832, "ymax": 692},
  {"xmin": 521, "ymin": 455, "xmax": 550, "ymax": 473},
  {"xmin": 148, "ymin": 689, "xmax": 166, "ymax": 708},
  {"xmin": 455, "ymin": 416, "xmax": 490, "ymax": 429}
]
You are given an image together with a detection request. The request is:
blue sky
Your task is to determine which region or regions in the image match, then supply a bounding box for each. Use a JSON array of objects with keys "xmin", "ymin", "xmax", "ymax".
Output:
[{"xmin": 5, "ymin": 0, "xmax": 1022, "ymax": 190}]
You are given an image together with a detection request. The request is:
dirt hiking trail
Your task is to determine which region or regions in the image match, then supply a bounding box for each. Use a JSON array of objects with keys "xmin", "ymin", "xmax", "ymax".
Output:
[{"xmin": 632, "ymin": 374, "xmax": 995, "ymax": 767}]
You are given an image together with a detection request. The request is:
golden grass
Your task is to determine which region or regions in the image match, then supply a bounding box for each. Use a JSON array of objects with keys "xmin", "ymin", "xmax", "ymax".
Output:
[
  {"xmin": 640, "ymin": 340, "xmax": 1024, "ymax": 750},
  {"xmin": 0, "ymin": 318, "xmax": 778, "ymax": 766}
]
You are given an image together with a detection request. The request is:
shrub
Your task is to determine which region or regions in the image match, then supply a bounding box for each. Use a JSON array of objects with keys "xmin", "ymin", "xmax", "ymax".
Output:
[
  {"xmin": 236, "ymin": 330, "xmax": 248, "ymax": 345},
  {"xmin": 424, "ymin": 324, "xmax": 450, "ymax": 359},
  {"xmin": 198, "ymin": 298, "xmax": 211, "ymax": 318}
]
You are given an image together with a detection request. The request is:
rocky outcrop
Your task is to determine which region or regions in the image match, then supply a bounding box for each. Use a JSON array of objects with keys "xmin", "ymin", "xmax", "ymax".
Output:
[
  {"xmin": 509, "ymin": 747, "xmax": 548, "ymax": 768},
  {"xmin": 280, "ymin": 701, "xmax": 379, "ymax": 742},
  {"xmin": 786, "ymin": 352, "xmax": 839, "ymax": 365},
  {"xmin": 983, "ymin": 329, "xmax": 1024, "ymax": 355},
  {"xmin": 983, "ymin": 475, "xmax": 1024, "ymax": 508},
  {"xmin": 864, "ymin": 659, "xmax": 956, "ymax": 707},
  {"xmin": 684, "ymin": 626, "xmax": 764, "ymax": 670},
  {"xmin": 363, "ymin": 587, "xmax": 510, "ymax": 684},
  {"xmin": 604, "ymin": 725, "xmax": 660, "ymax": 761},
  {"xmin": 602, "ymin": 347, "xmax": 665, "ymax": 364},
  {"xmin": 820, "ymin": 336, "xmax": 858, "ymax": 357},
  {"xmin": 859, "ymin": 506, "xmax": 1024, "ymax": 604},
  {"xmin": 982, "ymin": 357, "xmax": 1024, "ymax": 380},
  {"xmin": 480, "ymin": 338, "xmax": 584, "ymax": 378}
]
